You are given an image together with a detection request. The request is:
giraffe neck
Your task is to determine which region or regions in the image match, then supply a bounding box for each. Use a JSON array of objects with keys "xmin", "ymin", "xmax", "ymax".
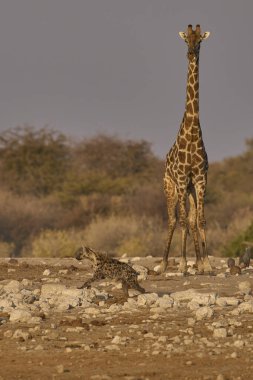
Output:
[{"xmin": 185, "ymin": 58, "xmax": 199, "ymax": 123}]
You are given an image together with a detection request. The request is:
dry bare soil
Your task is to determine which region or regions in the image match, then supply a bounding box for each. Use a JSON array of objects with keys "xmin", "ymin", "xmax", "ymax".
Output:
[{"xmin": 0, "ymin": 256, "xmax": 253, "ymax": 380}]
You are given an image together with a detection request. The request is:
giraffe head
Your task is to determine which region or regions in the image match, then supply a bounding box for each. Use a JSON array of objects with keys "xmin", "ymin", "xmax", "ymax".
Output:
[{"xmin": 179, "ymin": 25, "xmax": 210, "ymax": 62}]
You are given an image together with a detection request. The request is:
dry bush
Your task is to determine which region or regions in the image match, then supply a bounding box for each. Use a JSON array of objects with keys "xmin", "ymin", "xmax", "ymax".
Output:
[
  {"xmin": 0, "ymin": 241, "xmax": 15, "ymax": 257},
  {"xmin": 31, "ymin": 229, "xmax": 85, "ymax": 258},
  {"xmin": 82, "ymin": 215, "xmax": 167, "ymax": 257}
]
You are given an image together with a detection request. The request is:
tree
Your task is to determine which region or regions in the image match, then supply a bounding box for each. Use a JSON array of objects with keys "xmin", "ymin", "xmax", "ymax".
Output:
[{"xmin": 0, "ymin": 126, "xmax": 70, "ymax": 196}]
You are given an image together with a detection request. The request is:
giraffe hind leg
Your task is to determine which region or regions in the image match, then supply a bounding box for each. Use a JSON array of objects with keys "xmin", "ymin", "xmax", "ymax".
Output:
[
  {"xmin": 195, "ymin": 182, "xmax": 213, "ymax": 273},
  {"xmin": 177, "ymin": 189, "xmax": 188, "ymax": 274}
]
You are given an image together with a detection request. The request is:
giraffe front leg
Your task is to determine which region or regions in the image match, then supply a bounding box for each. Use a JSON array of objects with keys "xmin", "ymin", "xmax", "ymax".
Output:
[
  {"xmin": 188, "ymin": 192, "xmax": 203, "ymax": 273},
  {"xmin": 161, "ymin": 177, "xmax": 178, "ymax": 273},
  {"xmin": 178, "ymin": 191, "xmax": 188, "ymax": 274}
]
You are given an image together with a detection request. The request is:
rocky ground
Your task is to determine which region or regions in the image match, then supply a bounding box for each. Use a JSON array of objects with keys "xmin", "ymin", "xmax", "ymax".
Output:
[{"xmin": 0, "ymin": 255, "xmax": 253, "ymax": 380}]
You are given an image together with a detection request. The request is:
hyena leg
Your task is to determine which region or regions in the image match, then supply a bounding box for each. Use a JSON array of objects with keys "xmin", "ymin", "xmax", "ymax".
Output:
[
  {"xmin": 121, "ymin": 280, "xmax": 130, "ymax": 297},
  {"xmin": 131, "ymin": 279, "xmax": 145, "ymax": 293},
  {"xmin": 77, "ymin": 270, "xmax": 104, "ymax": 289}
]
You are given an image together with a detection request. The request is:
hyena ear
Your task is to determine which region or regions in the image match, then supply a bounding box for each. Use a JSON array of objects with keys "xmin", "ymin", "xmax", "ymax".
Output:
[
  {"xmin": 179, "ymin": 32, "xmax": 187, "ymax": 41},
  {"xmin": 201, "ymin": 31, "xmax": 210, "ymax": 40}
]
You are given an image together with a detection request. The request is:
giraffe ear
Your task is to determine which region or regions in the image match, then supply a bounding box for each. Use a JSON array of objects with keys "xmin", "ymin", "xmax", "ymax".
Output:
[
  {"xmin": 201, "ymin": 31, "xmax": 210, "ymax": 40},
  {"xmin": 179, "ymin": 32, "xmax": 187, "ymax": 41}
]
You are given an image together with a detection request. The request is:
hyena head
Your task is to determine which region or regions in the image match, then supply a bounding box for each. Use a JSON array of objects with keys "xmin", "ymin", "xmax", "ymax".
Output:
[{"xmin": 75, "ymin": 246, "xmax": 97, "ymax": 262}]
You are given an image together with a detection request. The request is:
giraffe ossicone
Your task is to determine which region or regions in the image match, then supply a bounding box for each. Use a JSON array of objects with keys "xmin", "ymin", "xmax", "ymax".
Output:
[{"xmin": 161, "ymin": 24, "xmax": 213, "ymax": 274}]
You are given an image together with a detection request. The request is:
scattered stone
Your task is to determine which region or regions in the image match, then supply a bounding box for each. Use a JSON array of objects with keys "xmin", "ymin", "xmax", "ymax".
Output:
[
  {"xmin": 137, "ymin": 293, "xmax": 159, "ymax": 306},
  {"xmin": 234, "ymin": 340, "xmax": 245, "ymax": 348},
  {"xmin": 216, "ymin": 374, "xmax": 226, "ymax": 380},
  {"xmin": 4, "ymin": 330, "xmax": 13, "ymax": 338},
  {"xmin": 216, "ymin": 297, "xmax": 240, "ymax": 307},
  {"xmin": 187, "ymin": 318, "xmax": 196, "ymax": 326},
  {"xmin": 4, "ymin": 280, "xmax": 21, "ymax": 293},
  {"xmin": 216, "ymin": 273, "xmax": 226, "ymax": 278},
  {"xmin": 213, "ymin": 328, "xmax": 227, "ymax": 338},
  {"xmin": 56, "ymin": 365, "xmax": 64, "ymax": 374},
  {"xmin": 9, "ymin": 309, "xmax": 33, "ymax": 323},
  {"xmin": 34, "ymin": 344, "xmax": 44, "ymax": 351},
  {"xmin": 7, "ymin": 269, "xmax": 16, "ymax": 273},
  {"xmin": 105, "ymin": 345, "xmax": 120, "ymax": 351},
  {"xmin": 238, "ymin": 281, "xmax": 251, "ymax": 295},
  {"xmin": 236, "ymin": 301, "xmax": 253, "ymax": 314},
  {"xmin": 12, "ymin": 329, "xmax": 31, "ymax": 341},
  {"xmin": 195, "ymin": 306, "xmax": 214, "ymax": 321},
  {"xmin": 154, "ymin": 264, "xmax": 161, "ymax": 272},
  {"xmin": 59, "ymin": 269, "xmax": 68, "ymax": 275}
]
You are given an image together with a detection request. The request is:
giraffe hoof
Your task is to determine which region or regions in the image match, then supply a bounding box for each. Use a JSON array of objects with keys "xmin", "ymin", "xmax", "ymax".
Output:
[
  {"xmin": 203, "ymin": 258, "xmax": 213, "ymax": 273},
  {"xmin": 196, "ymin": 260, "xmax": 204, "ymax": 273},
  {"xmin": 178, "ymin": 260, "xmax": 187, "ymax": 274},
  {"xmin": 160, "ymin": 261, "xmax": 168, "ymax": 274}
]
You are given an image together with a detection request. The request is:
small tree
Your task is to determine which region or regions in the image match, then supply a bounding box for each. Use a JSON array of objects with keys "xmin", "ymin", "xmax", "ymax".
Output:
[{"xmin": 0, "ymin": 126, "xmax": 70, "ymax": 196}]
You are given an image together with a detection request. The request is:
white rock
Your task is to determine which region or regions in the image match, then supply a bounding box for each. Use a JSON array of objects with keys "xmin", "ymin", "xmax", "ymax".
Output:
[
  {"xmin": 131, "ymin": 257, "xmax": 141, "ymax": 262},
  {"xmin": 171, "ymin": 289, "xmax": 216, "ymax": 305},
  {"xmin": 0, "ymin": 299, "xmax": 15, "ymax": 311},
  {"xmin": 216, "ymin": 297, "xmax": 239, "ymax": 307},
  {"xmin": 237, "ymin": 301, "xmax": 253, "ymax": 314},
  {"xmin": 12, "ymin": 329, "xmax": 31, "ymax": 341},
  {"xmin": 154, "ymin": 265, "xmax": 161, "ymax": 272},
  {"xmin": 234, "ymin": 340, "xmax": 245, "ymax": 348},
  {"xmin": 213, "ymin": 328, "xmax": 227, "ymax": 338},
  {"xmin": 128, "ymin": 289, "xmax": 140, "ymax": 297},
  {"xmin": 4, "ymin": 280, "xmax": 21, "ymax": 293},
  {"xmin": 111, "ymin": 336, "xmax": 122, "ymax": 344},
  {"xmin": 144, "ymin": 332, "xmax": 155, "ymax": 338},
  {"xmin": 150, "ymin": 307, "xmax": 166, "ymax": 314},
  {"xmin": 42, "ymin": 269, "xmax": 51, "ymax": 276},
  {"xmin": 40, "ymin": 283, "xmax": 66, "ymax": 298},
  {"xmin": 59, "ymin": 269, "xmax": 68, "ymax": 275},
  {"xmin": 239, "ymin": 281, "xmax": 251, "ymax": 295},
  {"xmin": 35, "ymin": 344, "xmax": 44, "ymax": 350},
  {"xmin": 195, "ymin": 306, "xmax": 214, "ymax": 321},
  {"xmin": 9, "ymin": 309, "xmax": 32, "ymax": 323},
  {"xmin": 187, "ymin": 300, "xmax": 201, "ymax": 311},
  {"xmin": 107, "ymin": 304, "xmax": 123, "ymax": 313},
  {"xmin": 105, "ymin": 344, "xmax": 120, "ymax": 351},
  {"xmin": 155, "ymin": 295, "xmax": 174, "ymax": 309},
  {"xmin": 4, "ymin": 330, "xmax": 13, "ymax": 338},
  {"xmin": 137, "ymin": 293, "xmax": 159, "ymax": 306},
  {"xmin": 165, "ymin": 272, "xmax": 184, "ymax": 277},
  {"xmin": 216, "ymin": 273, "xmax": 226, "ymax": 278},
  {"xmin": 187, "ymin": 318, "xmax": 196, "ymax": 326},
  {"xmin": 84, "ymin": 307, "xmax": 100, "ymax": 315}
]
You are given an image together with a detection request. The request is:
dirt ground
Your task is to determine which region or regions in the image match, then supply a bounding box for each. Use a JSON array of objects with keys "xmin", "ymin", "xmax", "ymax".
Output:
[{"xmin": 0, "ymin": 256, "xmax": 252, "ymax": 380}]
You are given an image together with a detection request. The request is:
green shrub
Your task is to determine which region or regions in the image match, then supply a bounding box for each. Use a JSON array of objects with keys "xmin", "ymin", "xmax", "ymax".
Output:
[{"xmin": 223, "ymin": 221, "xmax": 253, "ymax": 257}]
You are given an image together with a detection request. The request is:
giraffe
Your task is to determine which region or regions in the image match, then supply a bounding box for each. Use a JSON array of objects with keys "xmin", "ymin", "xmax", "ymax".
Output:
[{"xmin": 161, "ymin": 24, "xmax": 212, "ymax": 274}]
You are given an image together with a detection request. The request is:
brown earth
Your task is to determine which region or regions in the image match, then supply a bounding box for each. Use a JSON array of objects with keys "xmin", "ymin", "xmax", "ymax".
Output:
[{"xmin": 0, "ymin": 256, "xmax": 252, "ymax": 380}]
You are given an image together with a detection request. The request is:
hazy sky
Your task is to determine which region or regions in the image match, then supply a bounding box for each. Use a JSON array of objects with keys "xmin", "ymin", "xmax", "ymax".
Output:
[{"xmin": 0, "ymin": 0, "xmax": 252, "ymax": 162}]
